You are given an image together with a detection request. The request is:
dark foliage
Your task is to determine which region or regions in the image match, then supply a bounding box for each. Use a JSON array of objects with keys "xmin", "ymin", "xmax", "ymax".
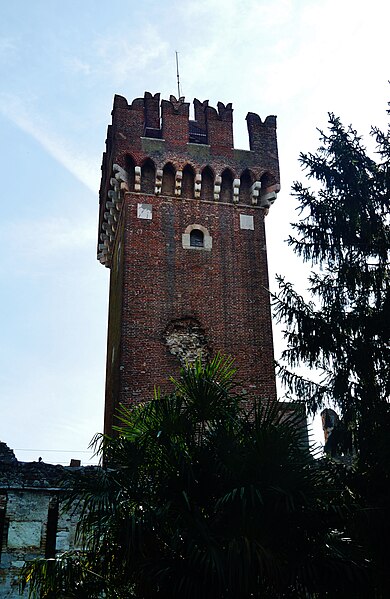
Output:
[
  {"xmin": 274, "ymin": 105, "xmax": 390, "ymax": 595},
  {"xmin": 20, "ymin": 356, "xmax": 369, "ymax": 598}
]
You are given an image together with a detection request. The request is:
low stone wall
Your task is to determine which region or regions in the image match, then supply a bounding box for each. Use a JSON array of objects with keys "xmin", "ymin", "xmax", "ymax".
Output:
[{"xmin": 0, "ymin": 443, "xmax": 83, "ymax": 598}]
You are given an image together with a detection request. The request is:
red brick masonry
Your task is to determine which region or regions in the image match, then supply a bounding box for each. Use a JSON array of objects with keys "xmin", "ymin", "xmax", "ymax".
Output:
[{"xmin": 98, "ymin": 93, "xmax": 280, "ymax": 434}]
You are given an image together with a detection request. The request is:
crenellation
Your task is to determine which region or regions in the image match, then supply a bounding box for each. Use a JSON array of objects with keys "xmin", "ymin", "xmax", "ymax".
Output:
[
  {"xmin": 246, "ymin": 112, "xmax": 278, "ymax": 172},
  {"xmin": 193, "ymin": 98, "xmax": 208, "ymax": 131},
  {"xmin": 144, "ymin": 91, "xmax": 160, "ymax": 131},
  {"xmin": 98, "ymin": 91, "xmax": 280, "ymax": 259},
  {"xmin": 112, "ymin": 94, "xmax": 130, "ymax": 110},
  {"xmin": 217, "ymin": 101, "xmax": 233, "ymax": 121},
  {"xmin": 161, "ymin": 97, "xmax": 190, "ymax": 145},
  {"xmin": 105, "ymin": 93, "xmax": 279, "ymax": 174}
]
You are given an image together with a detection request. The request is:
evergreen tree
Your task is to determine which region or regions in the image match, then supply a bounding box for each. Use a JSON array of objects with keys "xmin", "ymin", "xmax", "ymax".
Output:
[
  {"xmin": 274, "ymin": 109, "xmax": 390, "ymax": 458},
  {"xmin": 274, "ymin": 106, "xmax": 390, "ymax": 594}
]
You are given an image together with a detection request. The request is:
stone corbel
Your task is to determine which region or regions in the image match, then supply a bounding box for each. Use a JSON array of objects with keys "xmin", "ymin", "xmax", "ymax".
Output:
[
  {"xmin": 107, "ymin": 189, "xmax": 120, "ymax": 207},
  {"xmin": 106, "ymin": 198, "xmax": 119, "ymax": 222},
  {"xmin": 110, "ymin": 177, "xmax": 120, "ymax": 191},
  {"xmin": 250, "ymin": 181, "xmax": 261, "ymax": 205},
  {"xmin": 214, "ymin": 175, "xmax": 221, "ymax": 201},
  {"xmin": 105, "ymin": 201, "xmax": 118, "ymax": 223},
  {"xmin": 155, "ymin": 168, "xmax": 163, "ymax": 195},
  {"xmin": 97, "ymin": 250, "xmax": 108, "ymax": 265},
  {"xmin": 233, "ymin": 178, "xmax": 240, "ymax": 203},
  {"xmin": 260, "ymin": 183, "xmax": 280, "ymax": 209},
  {"xmin": 99, "ymin": 244, "xmax": 110, "ymax": 267},
  {"xmin": 194, "ymin": 172, "xmax": 202, "ymax": 198},
  {"xmin": 102, "ymin": 221, "xmax": 115, "ymax": 239},
  {"xmin": 175, "ymin": 170, "xmax": 183, "ymax": 196},
  {"xmin": 108, "ymin": 171, "xmax": 122, "ymax": 213},
  {"xmin": 134, "ymin": 166, "xmax": 141, "ymax": 192},
  {"xmin": 113, "ymin": 164, "xmax": 129, "ymax": 190},
  {"xmin": 259, "ymin": 192, "xmax": 276, "ymax": 209}
]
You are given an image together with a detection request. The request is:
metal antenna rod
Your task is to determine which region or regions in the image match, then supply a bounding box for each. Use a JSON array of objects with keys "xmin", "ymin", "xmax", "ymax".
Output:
[{"xmin": 175, "ymin": 51, "xmax": 181, "ymax": 98}]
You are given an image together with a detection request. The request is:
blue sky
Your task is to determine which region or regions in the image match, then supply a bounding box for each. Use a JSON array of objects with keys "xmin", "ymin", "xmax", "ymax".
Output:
[{"xmin": 0, "ymin": 0, "xmax": 389, "ymax": 464}]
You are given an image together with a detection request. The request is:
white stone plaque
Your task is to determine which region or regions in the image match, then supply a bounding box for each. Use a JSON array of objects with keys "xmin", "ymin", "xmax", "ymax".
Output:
[
  {"xmin": 240, "ymin": 214, "xmax": 254, "ymax": 230},
  {"xmin": 137, "ymin": 203, "xmax": 152, "ymax": 220}
]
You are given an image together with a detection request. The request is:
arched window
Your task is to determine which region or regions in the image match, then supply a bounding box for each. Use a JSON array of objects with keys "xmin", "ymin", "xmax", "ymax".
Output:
[
  {"xmin": 125, "ymin": 155, "xmax": 135, "ymax": 191},
  {"xmin": 162, "ymin": 163, "xmax": 175, "ymax": 196},
  {"xmin": 220, "ymin": 169, "xmax": 233, "ymax": 203},
  {"xmin": 182, "ymin": 164, "xmax": 195, "ymax": 199},
  {"xmin": 141, "ymin": 158, "xmax": 156, "ymax": 194},
  {"xmin": 260, "ymin": 171, "xmax": 275, "ymax": 192},
  {"xmin": 190, "ymin": 229, "xmax": 204, "ymax": 248},
  {"xmin": 239, "ymin": 169, "xmax": 254, "ymax": 204},
  {"xmin": 200, "ymin": 166, "xmax": 214, "ymax": 201},
  {"xmin": 182, "ymin": 224, "xmax": 212, "ymax": 251}
]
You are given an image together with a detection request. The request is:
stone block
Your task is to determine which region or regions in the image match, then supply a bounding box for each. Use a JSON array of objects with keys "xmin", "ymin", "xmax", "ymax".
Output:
[{"xmin": 8, "ymin": 521, "xmax": 42, "ymax": 549}]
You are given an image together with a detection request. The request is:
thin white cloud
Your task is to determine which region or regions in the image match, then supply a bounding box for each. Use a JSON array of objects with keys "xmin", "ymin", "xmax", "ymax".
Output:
[
  {"xmin": 65, "ymin": 56, "xmax": 92, "ymax": 75},
  {"xmin": 0, "ymin": 93, "xmax": 99, "ymax": 192},
  {"xmin": 0, "ymin": 216, "xmax": 95, "ymax": 265},
  {"xmin": 259, "ymin": 0, "xmax": 390, "ymax": 117},
  {"xmin": 92, "ymin": 25, "xmax": 169, "ymax": 84},
  {"xmin": 0, "ymin": 36, "xmax": 17, "ymax": 59}
]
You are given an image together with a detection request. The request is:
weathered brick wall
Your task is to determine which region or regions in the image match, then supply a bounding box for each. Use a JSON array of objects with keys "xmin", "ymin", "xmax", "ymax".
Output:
[
  {"xmin": 99, "ymin": 92, "xmax": 280, "ymax": 435},
  {"xmin": 104, "ymin": 194, "xmax": 277, "ymax": 433}
]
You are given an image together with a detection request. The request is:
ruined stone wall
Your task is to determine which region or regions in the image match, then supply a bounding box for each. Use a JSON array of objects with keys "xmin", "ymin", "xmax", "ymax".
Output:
[{"xmin": 0, "ymin": 444, "xmax": 83, "ymax": 598}]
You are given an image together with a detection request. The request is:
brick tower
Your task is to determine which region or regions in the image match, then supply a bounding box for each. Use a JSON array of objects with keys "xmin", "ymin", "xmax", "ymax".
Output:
[{"xmin": 98, "ymin": 92, "xmax": 280, "ymax": 435}]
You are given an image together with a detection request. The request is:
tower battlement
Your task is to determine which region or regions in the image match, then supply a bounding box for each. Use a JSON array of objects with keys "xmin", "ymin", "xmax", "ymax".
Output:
[
  {"xmin": 98, "ymin": 92, "xmax": 280, "ymax": 268},
  {"xmin": 108, "ymin": 91, "xmax": 277, "ymax": 155}
]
